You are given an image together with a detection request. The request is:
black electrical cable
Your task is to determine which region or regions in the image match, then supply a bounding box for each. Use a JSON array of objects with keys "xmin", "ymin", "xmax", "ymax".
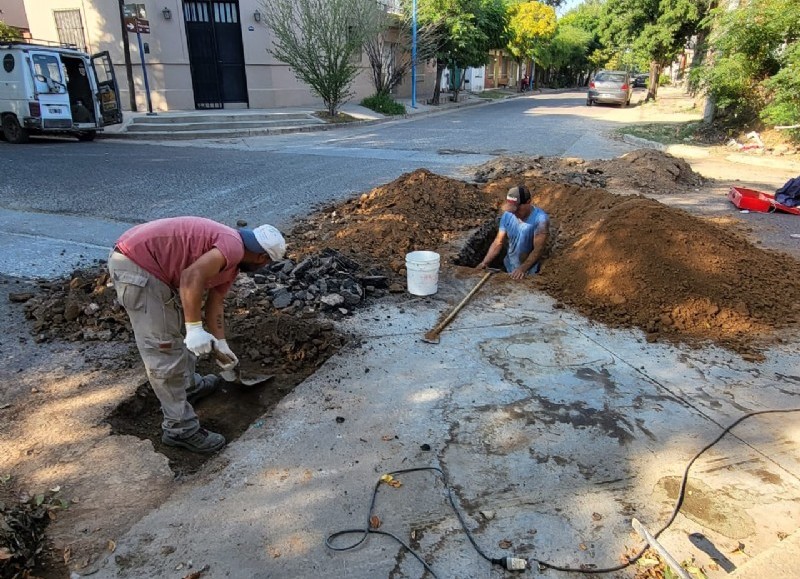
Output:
[
  {"xmin": 326, "ymin": 408, "xmax": 800, "ymax": 576},
  {"xmin": 325, "ymin": 466, "xmax": 496, "ymax": 578}
]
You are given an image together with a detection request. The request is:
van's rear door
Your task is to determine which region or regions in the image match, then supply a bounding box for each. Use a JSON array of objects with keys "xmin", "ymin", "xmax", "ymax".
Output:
[
  {"xmin": 29, "ymin": 51, "xmax": 72, "ymax": 128},
  {"xmin": 91, "ymin": 51, "xmax": 122, "ymax": 125}
]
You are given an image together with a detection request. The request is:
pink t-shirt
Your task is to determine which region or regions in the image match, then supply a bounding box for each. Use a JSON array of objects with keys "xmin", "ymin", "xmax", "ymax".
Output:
[{"xmin": 116, "ymin": 217, "xmax": 245, "ymax": 295}]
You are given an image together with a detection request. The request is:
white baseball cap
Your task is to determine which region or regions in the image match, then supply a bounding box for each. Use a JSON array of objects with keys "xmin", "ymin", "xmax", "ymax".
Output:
[{"xmin": 239, "ymin": 224, "xmax": 286, "ymax": 260}]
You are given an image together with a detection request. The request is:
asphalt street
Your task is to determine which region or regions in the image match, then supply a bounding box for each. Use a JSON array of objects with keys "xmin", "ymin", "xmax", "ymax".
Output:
[{"xmin": 0, "ymin": 90, "xmax": 644, "ymax": 279}]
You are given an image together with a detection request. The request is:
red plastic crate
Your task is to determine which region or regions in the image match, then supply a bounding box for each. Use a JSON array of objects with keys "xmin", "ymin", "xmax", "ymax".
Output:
[{"xmin": 728, "ymin": 186, "xmax": 800, "ymax": 215}]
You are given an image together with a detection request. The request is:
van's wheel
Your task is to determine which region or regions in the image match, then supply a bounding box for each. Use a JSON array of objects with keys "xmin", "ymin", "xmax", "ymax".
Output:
[
  {"xmin": 76, "ymin": 130, "xmax": 97, "ymax": 142},
  {"xmin": 2, "ymin": 115, "xmax": 30, "ymax": 144}
]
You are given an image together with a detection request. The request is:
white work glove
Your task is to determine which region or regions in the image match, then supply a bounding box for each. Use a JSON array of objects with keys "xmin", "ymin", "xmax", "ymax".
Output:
[
  {"xmin": 184, "ymin": 322, "xmax": 216, "ymax": 356},
  {"xmin": 213, "ymin": 339, "xmax": 239, "ymax": 372}
]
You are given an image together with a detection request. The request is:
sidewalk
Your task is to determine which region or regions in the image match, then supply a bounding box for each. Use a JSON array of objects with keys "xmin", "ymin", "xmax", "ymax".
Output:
[{"xmin": 88, "ymin": 274, "xmax": 800, "ymax": 579}]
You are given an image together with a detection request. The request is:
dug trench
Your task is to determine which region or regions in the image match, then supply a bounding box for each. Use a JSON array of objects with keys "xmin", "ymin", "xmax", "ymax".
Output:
[{"xmin": 4, "ymin": 150, "xmax": 800, "ymax": 577}]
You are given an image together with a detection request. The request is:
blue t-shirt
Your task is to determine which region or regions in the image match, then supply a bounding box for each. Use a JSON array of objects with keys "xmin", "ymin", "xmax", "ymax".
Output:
[{"xmin": 500, "ymin": 206, "xmax": 549, "ymax": 275}]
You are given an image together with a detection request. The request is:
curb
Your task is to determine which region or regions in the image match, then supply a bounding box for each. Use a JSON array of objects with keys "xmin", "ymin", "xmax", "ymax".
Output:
[
  {"xmin": 101, "ymin": 95, "xmax": 497, "ymax": 141},
  {"xmin": 622, "ymin": 133, "xmax": 800, "ymax": 170}
]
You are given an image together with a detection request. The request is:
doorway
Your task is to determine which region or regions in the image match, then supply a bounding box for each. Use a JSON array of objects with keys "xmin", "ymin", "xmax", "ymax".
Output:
[{"xmin": 183, "ymin": 0, "xmax": 248, "ymax": 109}]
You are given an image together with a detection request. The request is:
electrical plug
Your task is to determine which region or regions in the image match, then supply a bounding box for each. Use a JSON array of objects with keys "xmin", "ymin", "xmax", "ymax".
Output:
[{"xmin": 493, "ymin": 556, "xmax": 528, "ymax": 571}]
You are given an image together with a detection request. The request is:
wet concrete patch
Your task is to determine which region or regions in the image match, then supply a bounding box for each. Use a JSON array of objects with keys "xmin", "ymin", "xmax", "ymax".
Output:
[{"xmin": 658, "ymin": 476, "xmax": 755, "ymax": 539}]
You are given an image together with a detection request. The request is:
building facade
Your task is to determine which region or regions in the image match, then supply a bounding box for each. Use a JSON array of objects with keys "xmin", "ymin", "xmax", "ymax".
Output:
[{"xmin": 14, "ymin": 0, "xmax": 435, "ymax": 112}]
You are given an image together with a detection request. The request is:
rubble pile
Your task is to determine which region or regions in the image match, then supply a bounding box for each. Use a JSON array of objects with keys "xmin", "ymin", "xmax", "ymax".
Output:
[
  {"xmin": 20, "ymin": 271, "xmax": 129, "ymax": 344},
  {"xmin": 473, "ymin": 149, "xmax": 705, "ymax": 192},
  {"xmin": 231, "ymin": 248, "xmax": 392, "ymax": 317},
  {"xmin": 15, "ymin": 156, "xmax": 800, "ymax": 361}
]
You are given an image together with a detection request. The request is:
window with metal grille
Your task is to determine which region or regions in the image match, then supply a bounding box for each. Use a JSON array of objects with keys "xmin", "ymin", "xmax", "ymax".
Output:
[
  {"xmin": 184, "ymin": 1, "xmax": 210, "ymax": 23},
  {"xmin": 53, "ymin": 9, "xmax": 86, "ymax": 51},
  {"xmin": 213, "ymin": 2, "xmax": 238, "ymax": 23}
]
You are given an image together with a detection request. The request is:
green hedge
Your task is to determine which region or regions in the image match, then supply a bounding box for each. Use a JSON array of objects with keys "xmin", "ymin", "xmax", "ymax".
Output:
[{"xmin": 361, "ymin": 94, "xmax": 406, "ymax": 115}]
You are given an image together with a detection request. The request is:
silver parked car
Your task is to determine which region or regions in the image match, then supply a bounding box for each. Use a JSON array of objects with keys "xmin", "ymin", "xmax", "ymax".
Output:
[{"xmin": 586, "ymin": 70, "xmax": 632, "ymax": 107}]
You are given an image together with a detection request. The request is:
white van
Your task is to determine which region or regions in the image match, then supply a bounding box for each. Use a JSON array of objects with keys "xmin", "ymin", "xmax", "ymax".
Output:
[{"xmin": 0, "ymin": 41, "xmax": 122, "ymax": 144}]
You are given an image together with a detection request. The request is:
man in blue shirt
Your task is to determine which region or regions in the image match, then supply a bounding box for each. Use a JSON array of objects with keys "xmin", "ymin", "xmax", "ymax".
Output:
[{"xmin": 477, "ymin": 185, "xmax": 550, "ymax": 279}]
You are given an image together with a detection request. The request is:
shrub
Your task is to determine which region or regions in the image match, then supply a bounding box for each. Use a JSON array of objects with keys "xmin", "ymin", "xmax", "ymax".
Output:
[
  {"xmin": 361, "ymin": 93, "xmax": 406, "ymax": 115},
  {"xmin": 761, "ymin": 41, "xmax": 800, "ymax": 142}
]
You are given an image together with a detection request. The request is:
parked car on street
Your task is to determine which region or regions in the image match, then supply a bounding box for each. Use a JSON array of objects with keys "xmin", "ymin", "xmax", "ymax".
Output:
[
  {"xmin": 586, "ymin": 70, "xmax": 632, "ymax": 107},
  {"xmin": 632, "ymin": 73, "xmax": 648, "ymax": 88}
]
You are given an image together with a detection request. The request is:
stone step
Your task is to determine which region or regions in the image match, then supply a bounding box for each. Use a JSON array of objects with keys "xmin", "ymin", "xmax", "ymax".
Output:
[
  {"xmin": 125, "ymin": 118, "xmax": 324, "ymax": 133},
  {"xmin": 129, "ymin": 112, "xmax": 316, "ymax": 124},
  {"xmin": 107, "ymin": 123, "xmax": 337, "ymax": 140}
]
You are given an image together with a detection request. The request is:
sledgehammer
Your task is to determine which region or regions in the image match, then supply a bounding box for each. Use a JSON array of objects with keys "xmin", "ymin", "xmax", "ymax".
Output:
[{"xmin": 421, "ymin": 269, "xmax": 498, "ymax": 344}]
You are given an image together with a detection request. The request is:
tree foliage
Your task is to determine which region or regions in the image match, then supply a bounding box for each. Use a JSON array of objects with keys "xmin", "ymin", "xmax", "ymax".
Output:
[
  {"xmin": 696, "ymin": 0, "xmax": 799, "ymax": 126},
  {"xmin": 761, "ymin": 42, "xmax": 800, "ymax": 136},
  {"xmin": 259, "ymin": 0, "xmax": 382, "ymax": 116},
  {"xmin": 539, "ymin": 24, "xmax": 593, "ymax": 86},
  {"xmin": 0, "ymin": 20, "xmax": 21, "ymax": 41},
  {"xmin": 411, "ymin": 0, "xmax": 507, "ymax": 103},
  {"xmin": 506, "ymin": 1, "xmax": 557, "ymax": 62}
]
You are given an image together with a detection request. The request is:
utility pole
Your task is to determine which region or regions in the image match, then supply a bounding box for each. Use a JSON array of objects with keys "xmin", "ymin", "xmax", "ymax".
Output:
[
  {"xmin": 411, "ymin": 0, "xmax": 417, "ymax": 108},
  {"xmin": 117, "ymin": 0, "xmax": 137, "ymax": 112}
]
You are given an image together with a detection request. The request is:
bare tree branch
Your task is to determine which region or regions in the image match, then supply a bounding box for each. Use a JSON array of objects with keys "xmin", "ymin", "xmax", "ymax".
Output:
[{"xmin": 259, "ymin": 0, "xmax": 383, "ymax": 116}]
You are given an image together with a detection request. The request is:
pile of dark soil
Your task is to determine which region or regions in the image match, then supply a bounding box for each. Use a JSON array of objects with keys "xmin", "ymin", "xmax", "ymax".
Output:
[{"xmin": 474, "ymin": 149, "xmax": 706, "ymax": 193}]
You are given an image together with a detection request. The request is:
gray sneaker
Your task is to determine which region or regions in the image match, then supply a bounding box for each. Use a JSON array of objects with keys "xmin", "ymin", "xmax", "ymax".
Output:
[
  {"xmin": 162, "ymin": 428, "xmax": 226, "ymax": 453},
  {"xmin": 186, "ymin": 374, "xmax": 221, "ymax": 405}
]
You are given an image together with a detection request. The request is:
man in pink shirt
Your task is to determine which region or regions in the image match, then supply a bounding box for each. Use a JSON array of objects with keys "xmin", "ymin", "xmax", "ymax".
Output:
[{"xmin": 108, "ymin": 217, "xmax": 286, "ymax": 453}]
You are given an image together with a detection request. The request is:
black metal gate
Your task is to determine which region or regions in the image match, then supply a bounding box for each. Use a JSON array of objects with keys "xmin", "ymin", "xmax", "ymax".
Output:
[{"xmin": 183, "ymin": 0, "xmax": 248, "ymax": 109}]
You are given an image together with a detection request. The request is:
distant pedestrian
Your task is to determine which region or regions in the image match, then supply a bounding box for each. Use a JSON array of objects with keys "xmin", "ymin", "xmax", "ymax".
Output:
[
  {"xmin": 107, "ymin": 217, "xmax": 286, "ymax": 453},
  {"xmin": 477, "ymin": 185, "xmax": 549, "ymax": 279}
]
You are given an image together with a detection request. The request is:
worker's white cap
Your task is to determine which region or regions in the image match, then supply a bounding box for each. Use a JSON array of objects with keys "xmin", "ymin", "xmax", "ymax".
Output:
[{"xmin": 239, "ymin": 224, "xmax": 286, "ymax": 260}]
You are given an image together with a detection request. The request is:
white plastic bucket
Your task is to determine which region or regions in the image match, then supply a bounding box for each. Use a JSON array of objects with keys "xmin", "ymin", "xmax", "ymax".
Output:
[{"xmin": 405, "ymin": 251, "xmax": 440, "ymax": 296}]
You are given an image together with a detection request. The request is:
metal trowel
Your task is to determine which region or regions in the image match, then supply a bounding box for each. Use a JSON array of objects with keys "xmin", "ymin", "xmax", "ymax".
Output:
[{"xmin": 211, "ymin": 347, "xmax": 274, "ymax": 387}]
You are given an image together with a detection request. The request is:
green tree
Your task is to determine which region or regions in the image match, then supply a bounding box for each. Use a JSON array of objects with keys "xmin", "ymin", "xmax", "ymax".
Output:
[
  {"xmin": 412, "ymin": 0, "xmax": 506, "ymax": 104},
  {"xmin": 507, "ymin": 1, "xmax": 557, "ymax": 88},
  {"xmin": 761, "ymin": 41, "xmax": 800, "ymax": 139},
  {"xmin": 599, "ymin": 0, "xmax": 707, "ymax": 100},
  {"xmin": 698, "ymin": 0, "xmax": 799, "ymax": 126},
  {"xmin": 560, "ymin": 0, "xmax": 605, "ymax": 82},
  {"xmin": 0, "ymin": 20, "xmax": 21, "ymax": 41},
  {"xmin": 540, "ymin": 24, "xmax": 593, "ymax": 86},
  {"xmin": 259, "ymin": 0, "xmax": 383, "ymax": 116}
]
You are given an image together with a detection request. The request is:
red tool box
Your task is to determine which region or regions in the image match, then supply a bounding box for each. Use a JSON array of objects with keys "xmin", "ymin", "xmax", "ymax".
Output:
[{"xmin": 728, "ymin": 186, "xmax": 800, "ymax": 215}]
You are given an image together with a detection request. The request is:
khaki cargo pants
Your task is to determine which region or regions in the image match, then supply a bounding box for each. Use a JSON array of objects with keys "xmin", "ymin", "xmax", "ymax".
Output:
[{"xmin": 108, "ymin": 250, "xmax": 200, "ymax": 437}]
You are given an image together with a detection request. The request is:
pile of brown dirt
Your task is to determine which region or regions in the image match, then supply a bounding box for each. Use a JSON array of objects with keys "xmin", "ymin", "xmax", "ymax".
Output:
[
  {"xmin": 287, "ymin": 164, "xmax": 799, "ymax": 356},
  {"xmin": 474, "ymin": 149, "xmax": 705, "ymax": 193},
  {"xmin": 18, "ymin": 160, "xmax": 800, "ymax": 365},
  {"xmin": 483, "ymin": 177, "xmax": 800, "ymax": 357},
  {"xmin": 290, "ymin": 168, "xmax": 498, "ymax": 278}
]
